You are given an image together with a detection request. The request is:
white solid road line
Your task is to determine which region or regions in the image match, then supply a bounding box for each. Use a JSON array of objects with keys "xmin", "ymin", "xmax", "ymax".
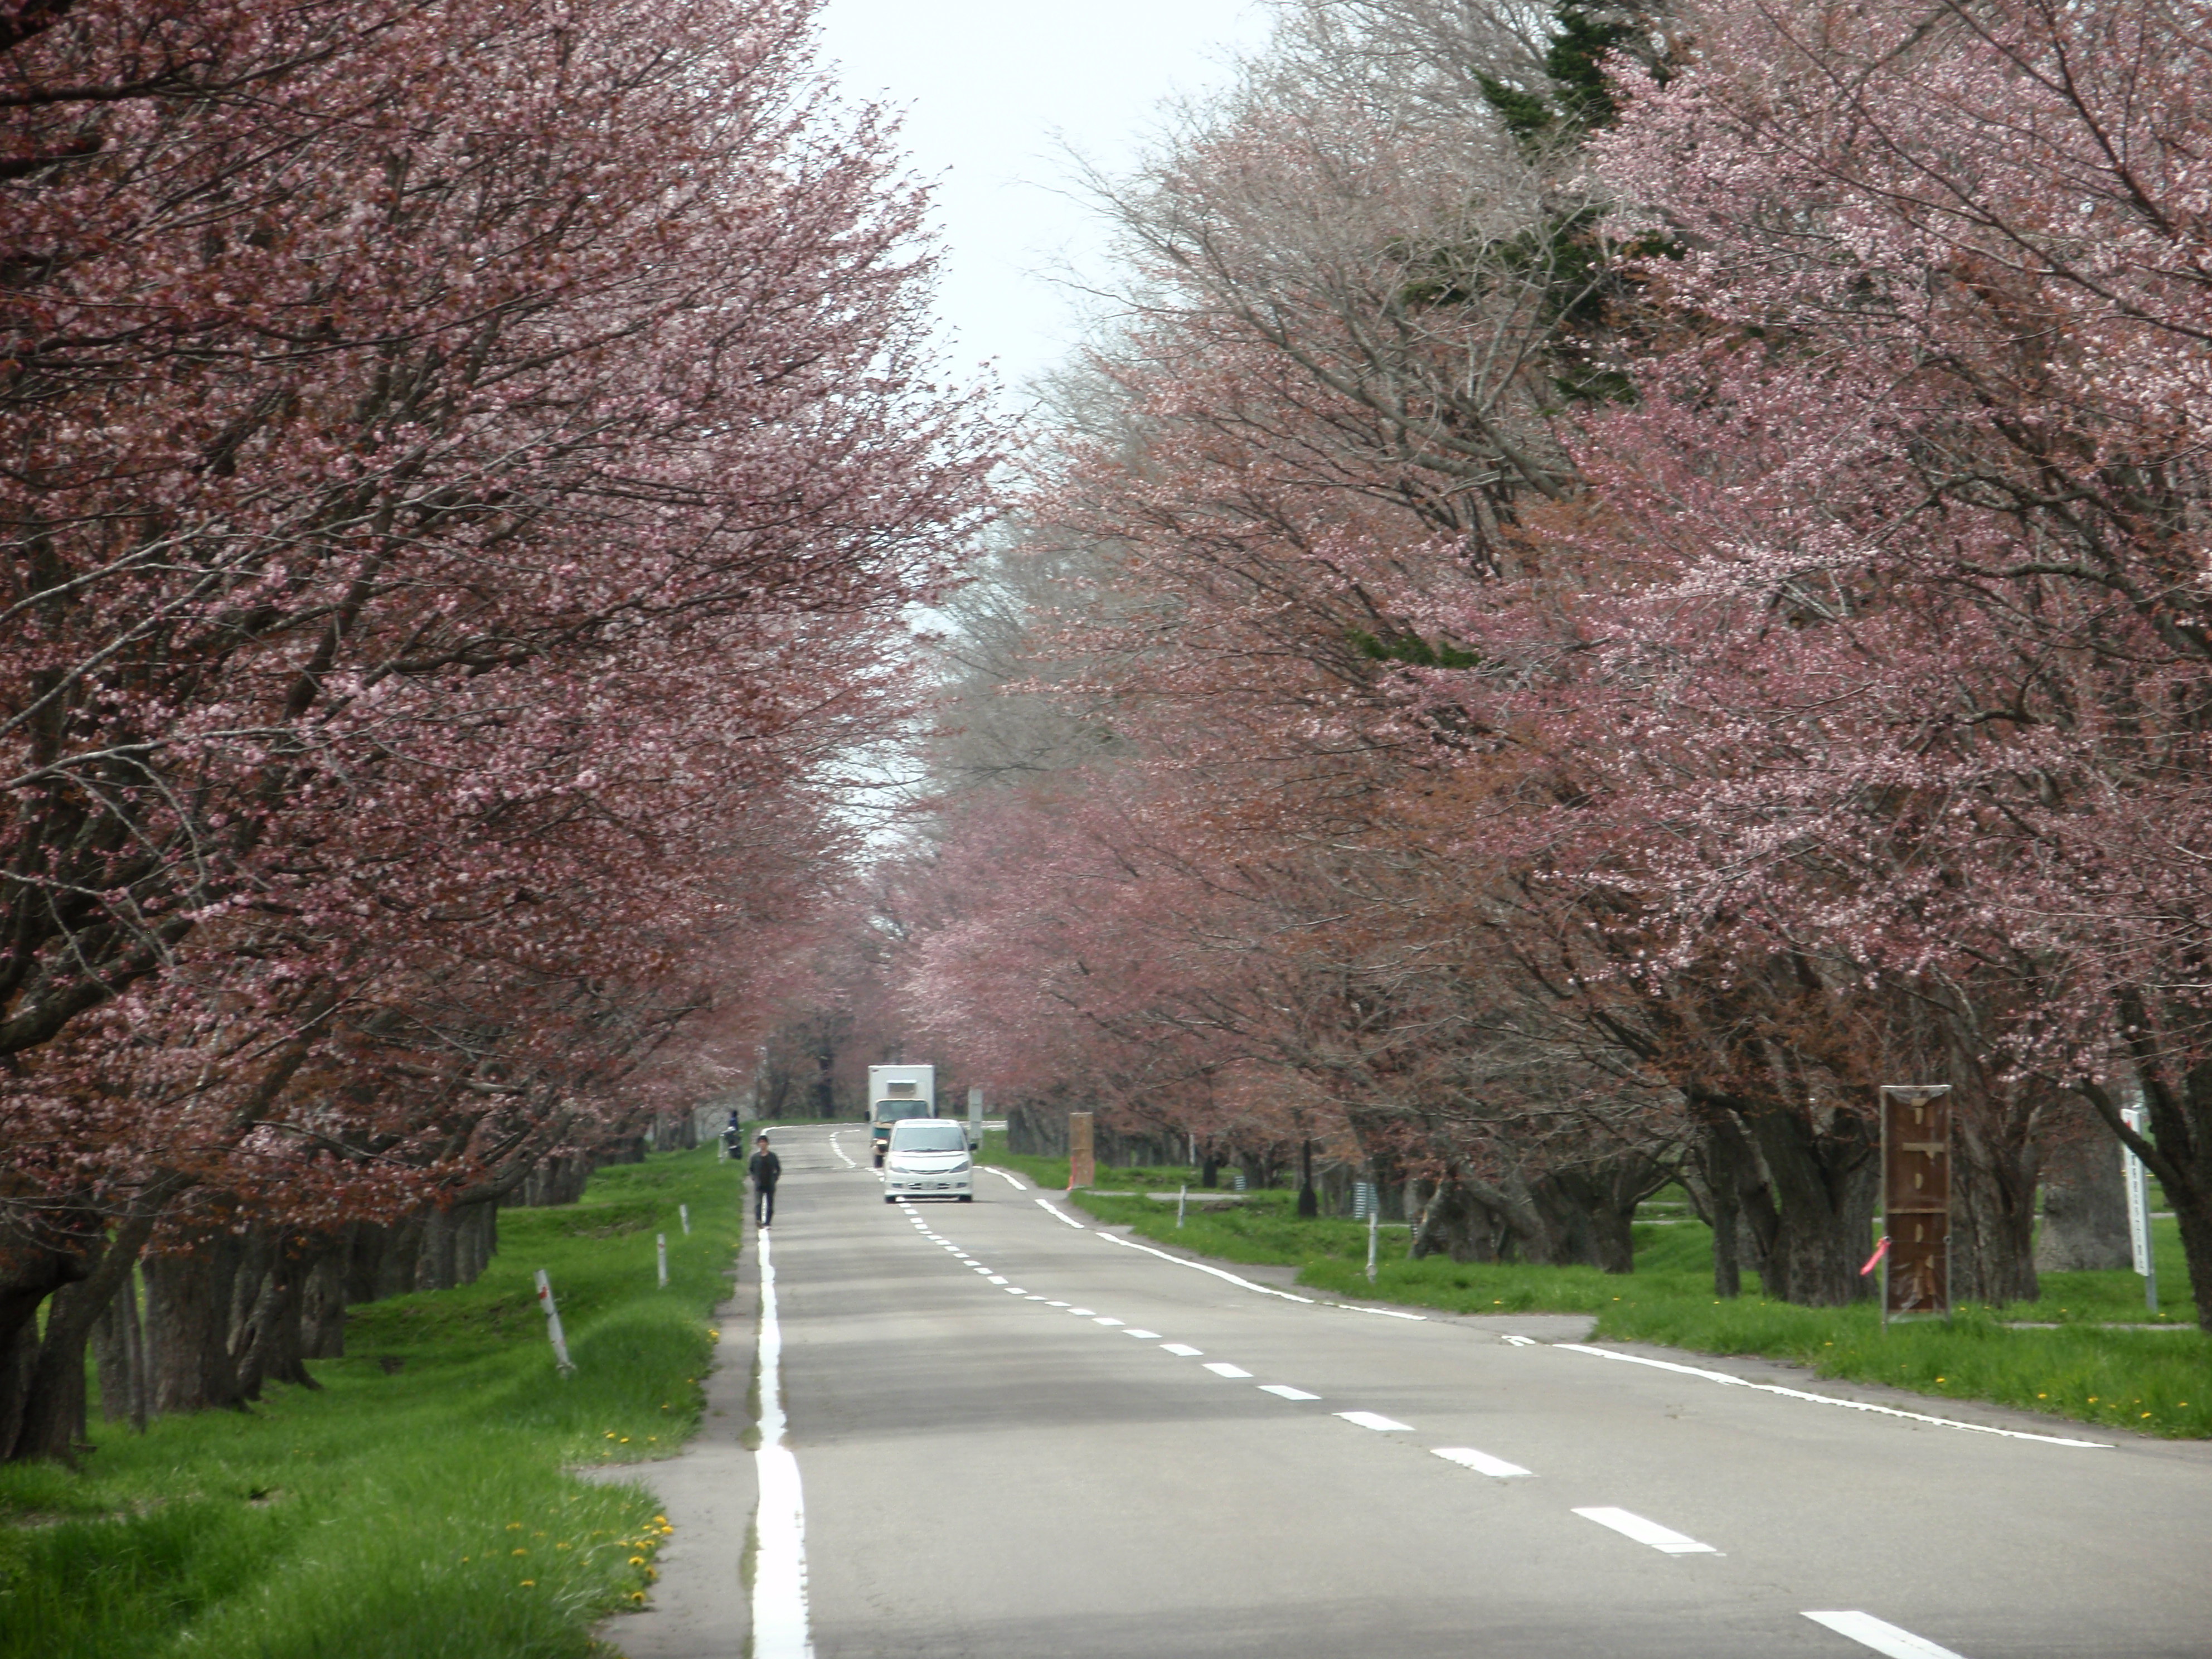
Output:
[
  {"xmin": 1803, "ymin": 1612, "xmax": 1971, "ymax": 1659},
  {"xmin": 1202, "ymin": 1362, "xmax": 1254, "ymax": 1377},
  {"xmin": 1554, "ymin": 1343, "xmax": 2112, "ymax": 1448},
  {"xmin": 1036, "ymin": 1199, "xmax": 1087, "ymax": 1229},
  {"xmin": 1161, "ymin": 1342, "xmax": 1204, "ymax": 1357},
  {"xmin": 1431, "ymin": 1445, "xmax": 1533, "ymax": 1479},
  {"xmin": 1094, "ymin": 1228, "xmax": 1316, "ymax": 1304},
  {"xmin": 1499, "ymin": 1334, "xmax": 1539, "ymax": 1348},
  {"xmin": 1573, "ymin": 1507, "xmax": 1719, "ymax": 1556},
  {"xmin": 1335, "ymin": 1410, "xmax": 1414, "ymax": 1432},
  {"xmin": 1320, "ymin": 1302, "xmax": 1428, "ymax": 1321},
  {"xmin": 987, "ymin": 1167, "xmax": 1028, "ymax": 1189},
  {"xmin": 751, "ymin": 1231, "xmax": 814, "ymax": 1659},
  {"xmin": 1259, "ymin": 1384, "xmax": 1321, "ymax": 1400},
  {"xmin": 829, "ymin": 1133, "xmax": 858, "ymax": 1169}
]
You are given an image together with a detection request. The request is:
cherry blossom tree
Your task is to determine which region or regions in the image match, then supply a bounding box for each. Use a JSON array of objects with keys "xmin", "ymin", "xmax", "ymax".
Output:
[{"xmin": 0, "ymin": 0, "xmax": 1000, "ymax": 1457}]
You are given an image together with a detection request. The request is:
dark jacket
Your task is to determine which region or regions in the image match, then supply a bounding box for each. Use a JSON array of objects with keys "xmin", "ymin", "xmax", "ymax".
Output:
[{"xmin": 748, "ymin": 1149, "xmax": 782, "ymax": 1188}]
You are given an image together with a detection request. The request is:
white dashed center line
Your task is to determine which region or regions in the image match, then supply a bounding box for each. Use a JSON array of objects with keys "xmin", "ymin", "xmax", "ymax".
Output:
[
  {"xmin": 1066, "ymin": 1307, "xmax": 1097, "ymax": 1317},
  {"xmin": 1573, "ymin": 1507, "xmax": 1718, "ymax": 1555},
  {"xmin": 1431, "ymin": 1446, "xmax": 1532, "ymax": 1478},
  {"xmin": 1202, "ymin": 1362, "xmax": 1253, "ymax": 1378},
  {"xmin": 1093, "ymin": 1316, "xmax": 1124, "ymax": 1326},
  {"xmin": 1123, "ymin": 1328, "xmax": 1162, "ymax": 1340},
  {"xmin": 1802, "ymin": 1612, "xmax": 1971, "ymax": 1658},
  {"xmin": 1335, "ymin": 1411, "xmax": 1413, "ymax": 1433},
  {"xmin": 1259, "ymin": 1385, "xmax": 1321, "ymax": 1400},
  {"xmin": 1160, "ymin": 1343, "xmax": 1204, "ymax": 1357},
  {"xmin": 987, "ymin": 1275, "xmax": 1008, "ymax": 1284}
]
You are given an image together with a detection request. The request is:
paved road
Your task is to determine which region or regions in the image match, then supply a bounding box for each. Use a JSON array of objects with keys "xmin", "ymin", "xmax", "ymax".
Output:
[{"xmin": 626, "ymin": 1123, "xmax": 2212, "ymax": 1659}]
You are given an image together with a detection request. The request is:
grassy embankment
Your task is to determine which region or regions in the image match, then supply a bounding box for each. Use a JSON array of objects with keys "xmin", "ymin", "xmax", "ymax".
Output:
[
  {"xmin": 976, "ymin": 1138, "xmax": 2211, "ymax": 1439},
  {"xmin": 0, "ymin": 1146, "xmax": 743, "ymax": 1659}
]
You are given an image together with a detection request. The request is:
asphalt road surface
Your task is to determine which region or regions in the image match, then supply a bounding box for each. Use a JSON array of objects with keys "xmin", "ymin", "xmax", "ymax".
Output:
[{"xmin": 618, "ymin": 1123, "xmax": 2212, "ymax": 1659}]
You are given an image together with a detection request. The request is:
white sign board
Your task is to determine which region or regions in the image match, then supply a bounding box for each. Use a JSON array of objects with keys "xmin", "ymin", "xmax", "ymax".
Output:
[{"xmin": 2119, "ymin": 1105, "xmax": 2157, "ymax": 1312}]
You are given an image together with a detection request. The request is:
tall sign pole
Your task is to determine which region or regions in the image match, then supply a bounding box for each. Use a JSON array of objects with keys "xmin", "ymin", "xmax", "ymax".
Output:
[
  {"xmin": 1879, "ymin": 1085, "xmax": 1952, "ymax": 1326},
  {"xmin": 968, "ymin": 1085, "xmax": 984, "ymax": 1151},
  {"xmin": 2120, "ymin": 1104, "xmax": 2158, "ymax": 1314}
]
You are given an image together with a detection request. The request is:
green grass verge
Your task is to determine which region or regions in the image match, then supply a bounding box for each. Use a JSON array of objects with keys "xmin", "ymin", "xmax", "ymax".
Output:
[
  {"xmin": 1055, "ymin": 1175, "xmax": 2211, "ymax": 1440},
  {"xmin": 0, "ymin": 1145, "xmax": 745, "ymax": 1659}
]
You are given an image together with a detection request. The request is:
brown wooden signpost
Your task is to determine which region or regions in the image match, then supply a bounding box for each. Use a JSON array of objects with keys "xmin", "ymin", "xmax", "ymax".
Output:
[
  {"xmin": 1879, "ymin": 1084, "xmax": 1952, "ymax": 1324},
  {"xmin": 1068, "ymin": 1112, "xmax": 1095, "ymax": 1191}
]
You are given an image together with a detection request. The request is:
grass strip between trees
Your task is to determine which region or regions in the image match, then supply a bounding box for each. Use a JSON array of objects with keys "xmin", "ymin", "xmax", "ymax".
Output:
[
  {"xmin": 0, "ymin": 1146, "xmax": 744, "ymax": 1659},
  {"xmin": 978, "ymin": 1148, "xmax": 2212, "ymax": 1442}
]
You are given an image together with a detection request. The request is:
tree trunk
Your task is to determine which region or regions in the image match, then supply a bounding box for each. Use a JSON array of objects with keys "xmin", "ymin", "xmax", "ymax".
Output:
[
  {"xmin": 94, "ymin": 1285, "xmax": 134, "ymax": 1424},
  {"xmin": 1296, "ymin": 1139, "xmax": 1318, "ymax": 1219},
  {"xmin": 0, "ymin": 1230, "xmax": 90, "ymax": 1461},
  {"xmin": 2036, "ymin": 1119, "xmax": 2131, "ymax": 1272},
  {"xmin": 144, "ymin": 1240, "xmax": 248, "ymax": 1415},
  {"xmin": 1952, "ymin": 1124, "xmax": 2040, "ymax": 1306},
  {"xmin": 1741, "ymin": 1103, "xmax": 1879, "ymax": 1306},
  {"xmin": 301, "ymin": 1230, "xmax": 350, "ymax": 1359},
  {"xmin": 9, "ymin": 1210, "xmax": 156, "ymax": 1463}
]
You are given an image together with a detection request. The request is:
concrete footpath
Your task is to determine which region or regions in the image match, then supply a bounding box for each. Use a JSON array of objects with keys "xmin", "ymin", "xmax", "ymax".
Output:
[{"xmin": 586, "ymin": 1233, "xmax": 759, "ymax": 1658}]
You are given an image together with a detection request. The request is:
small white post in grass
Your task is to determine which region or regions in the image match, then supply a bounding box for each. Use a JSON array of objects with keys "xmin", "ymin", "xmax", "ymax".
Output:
[
  {"xmin": 657, "ymin": 1233, "xmax": 670, "ymax": 1288},
  {"xmin": 535, "ymin": 1269, "xmax": 575, "ymax": 1374},
  {"xmin": 1366, "ymin": 1189, "xmax": 1381, "ymax": 1286},
  {"xmin": 1177, "ymin": 1185, "xmax": 1187, "ymax": 1229},
  {"xmin": 680, "ymin": 1202, "xmax": 691, "ymax": 1235}
]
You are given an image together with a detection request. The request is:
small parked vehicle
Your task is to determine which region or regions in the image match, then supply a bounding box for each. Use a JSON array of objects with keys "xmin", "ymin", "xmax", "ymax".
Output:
[{"xmin": 882, "ymin": 1118, "xmax": 974, "ymax": 1203}]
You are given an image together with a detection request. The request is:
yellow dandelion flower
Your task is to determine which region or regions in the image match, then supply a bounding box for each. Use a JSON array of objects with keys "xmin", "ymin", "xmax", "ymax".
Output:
[
  {"xmin": 629, "ymin": 1555, "xmax": 647, "ymax": 1566},
  {"xmin": 520, "ymin": 1579, "xmax": 536, "ymax": 1588},
  {"xmin": 512, "ymin": 1549, "xmax": 528, "ymax": 1557}
]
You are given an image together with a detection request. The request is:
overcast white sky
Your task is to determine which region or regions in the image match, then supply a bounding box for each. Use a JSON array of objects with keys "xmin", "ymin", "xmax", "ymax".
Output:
[{"xmin": 816, "ymin": 0, "xmax": 1273, "ymax": 406}]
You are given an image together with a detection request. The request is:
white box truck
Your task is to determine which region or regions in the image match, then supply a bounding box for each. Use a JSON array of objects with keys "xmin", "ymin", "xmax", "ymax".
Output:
[{"xmin": 867, "ymin": 1065, "xmax": 936, "ymax": 1167}]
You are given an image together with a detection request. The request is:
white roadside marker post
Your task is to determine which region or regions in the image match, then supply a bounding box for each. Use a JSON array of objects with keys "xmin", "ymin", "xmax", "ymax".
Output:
[
  {"xmin": 657, "ymin": 1233, "xmax": 670, "ymax": 1288},
  {"xmin": 1366, "ymin": 1186, "xmax": 1380, "ymax": 1285},
  {"xmin": 2122, "ymin": 1103, "xmax": 2158, "ymax": 1314},
  {"xmin": 1177, "ymin": 1185, "xmax": 1187, "ymax": 1229},
  {"xmin": 680, "ymin": 1202, "xmax": 691, "ymax": 1235},
  {"xmin": 535, "ymin": 1270, "xmax": 575, "ymax": 1374}
]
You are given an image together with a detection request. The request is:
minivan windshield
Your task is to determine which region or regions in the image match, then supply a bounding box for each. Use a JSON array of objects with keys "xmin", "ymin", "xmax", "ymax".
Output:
[
  {"xmin": 889, "ymin": 1121, "xmax": 967, "ymax": 1152},
  {"xmin": 874, "ymin": 1099, "xmax": 931, "ymax": 1123}
]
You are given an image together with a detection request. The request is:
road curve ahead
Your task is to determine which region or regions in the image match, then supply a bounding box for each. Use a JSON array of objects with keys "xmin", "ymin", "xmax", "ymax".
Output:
[{"xmin": 746, "ymin": 1124, "xmax": 2209, "ymax": 1659}]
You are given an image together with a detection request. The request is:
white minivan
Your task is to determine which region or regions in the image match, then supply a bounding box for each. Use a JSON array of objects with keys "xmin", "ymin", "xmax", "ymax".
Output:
[{"xmin": 882, "ymin": 1118, "xmax": 974, "ymax": 1203}]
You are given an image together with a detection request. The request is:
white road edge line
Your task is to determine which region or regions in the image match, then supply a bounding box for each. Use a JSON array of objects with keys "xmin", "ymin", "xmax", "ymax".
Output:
[
  {"xmin": 1554, "ymin": 1344, "xmax": 2113, "ymax": 1448},
  {"xmin": 751, "ymin": 1231, "xmax": 813, "ymax": 1658},
  {"xmin": 1431, "ymin": 1445, "xmax": 1532, "ymax": 1478},
  {"xmin": 988, "ymin": 1167, "xmax": 1028, "ymax": 1190},
  {"xmin": 1094, "ymin": 1228, "xmax": 1316, "ymax": 1303},
  {"xmin": 828, "ymin": 1133, "xmax": 857, "ymax": 1170},
  {"xmin": 1036, "ymin": 1199, "xmax": 1087, "ymax": 1229},
  {"xmin": 1322, "ymin": 1302, "xmax": 1428, "ymax": 1320},
  {"xmin": 1335, "ymin": 1410, "xmax": 1414, "ymax": 1432},
  {"xmin": 1573, "ymin": 1506, "xmax": 1718, "ymax": 1555},
  {"xmin": 1803, "ymin": 1611, "xmax": 1971, "ymax": 1658}
]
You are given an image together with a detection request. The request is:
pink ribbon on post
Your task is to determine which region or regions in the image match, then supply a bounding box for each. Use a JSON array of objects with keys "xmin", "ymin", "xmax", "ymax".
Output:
[{"xmin": 1859, "ymin": 1236, "xmax": 1890, "ymax": 1277}]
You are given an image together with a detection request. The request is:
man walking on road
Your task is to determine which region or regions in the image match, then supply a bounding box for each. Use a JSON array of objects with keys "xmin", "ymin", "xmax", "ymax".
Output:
[{"xmin": 748, "ymin": 1133, "xmax": 782, "ymax": 1228}]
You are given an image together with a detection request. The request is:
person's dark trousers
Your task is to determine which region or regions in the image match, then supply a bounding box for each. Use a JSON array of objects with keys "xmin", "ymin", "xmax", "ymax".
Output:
[{"xmin": 755, "ymin": 1184, "xmax": 777, "ymax": 1226}]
